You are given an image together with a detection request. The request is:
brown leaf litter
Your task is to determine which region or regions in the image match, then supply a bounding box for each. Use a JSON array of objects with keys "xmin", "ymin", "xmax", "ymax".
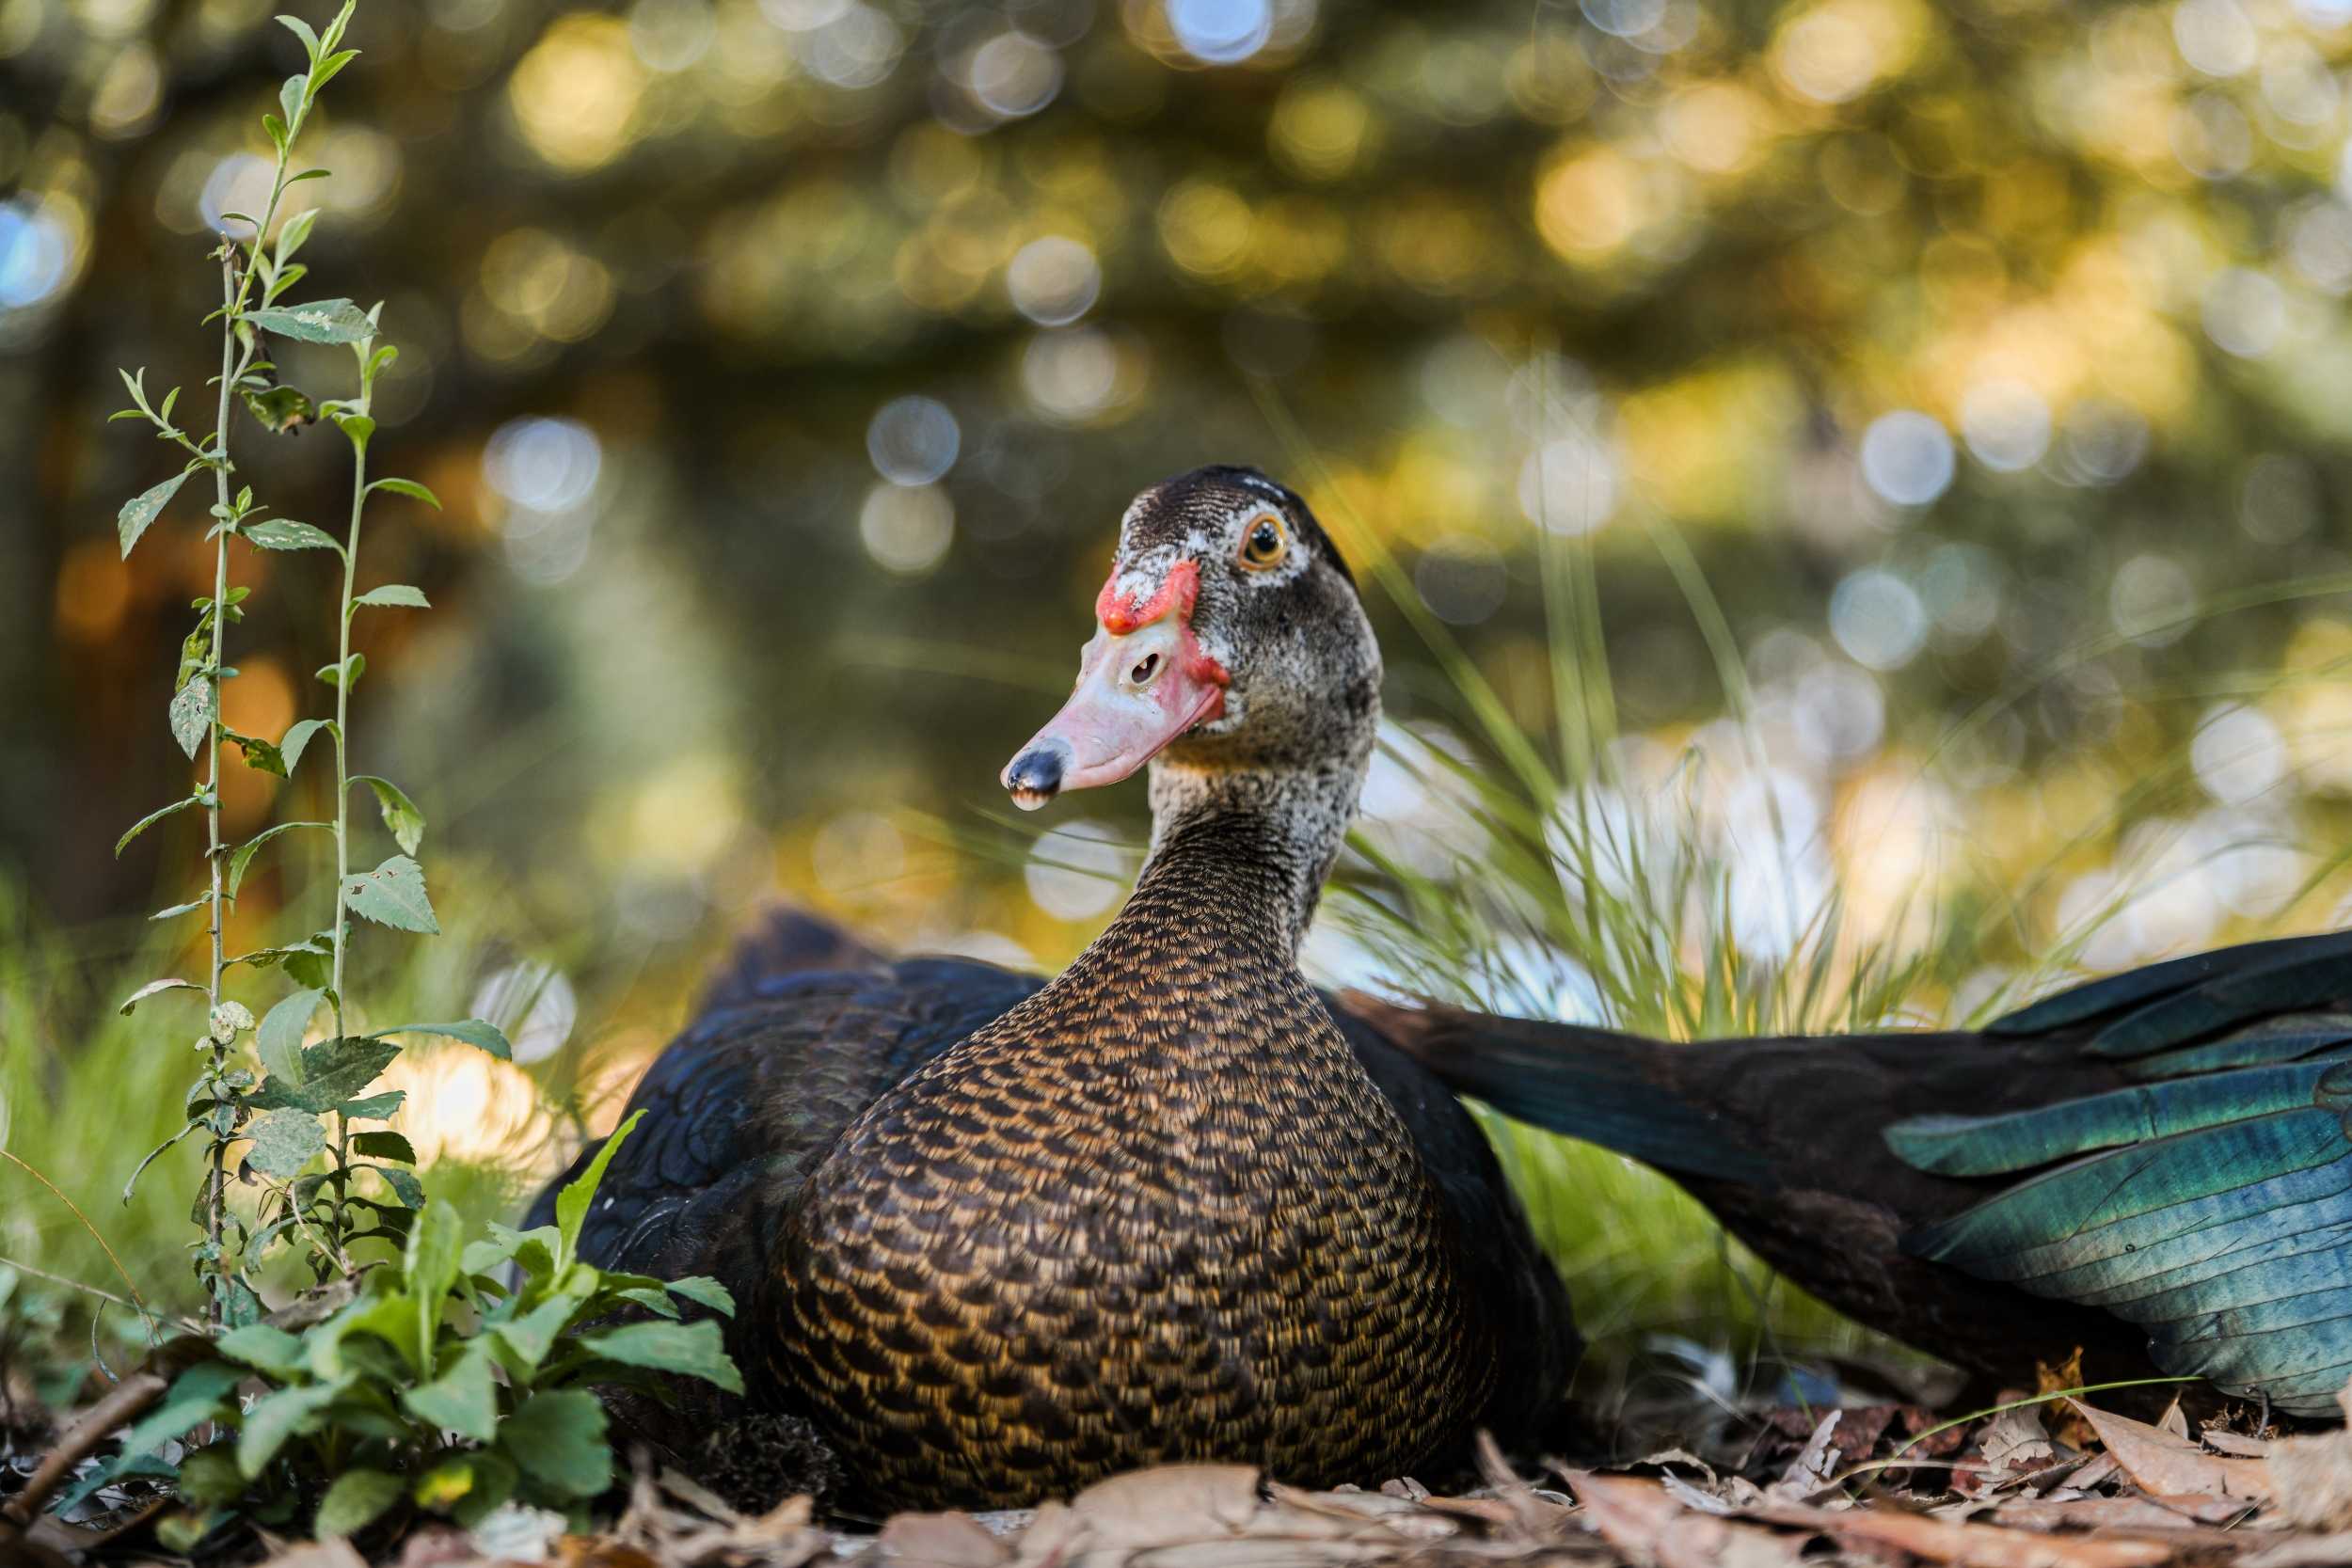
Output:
[{"xmin": 176, "ymin": 1373, "xmax": 2352, "ymax": 1568}]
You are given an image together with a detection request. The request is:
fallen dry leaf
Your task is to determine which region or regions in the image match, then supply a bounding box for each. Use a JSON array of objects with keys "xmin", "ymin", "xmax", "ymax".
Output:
[
  {"xmin": 1563, "ymin": 1471, "xmax": 1806, "ymax": 1568},
  {"xmin": 2071, "ymin": 1401, "xmax": 2271, "ymax": 1501},
  {"xmin": 1972, "ymin": 1406, "xmax": 2058, "ymax": 1491},
  {"xmin": 1766, "ymin": 1411, "xmax": 1841, "ymax": 1500},
  {"xmin": 2203, "ymin": 1430, "xmax": 2270, "ymax": 1458},
  {"xmin": 2240, "ymin": 1532, "xmax": 2352, "ymax": 1568},
  {"xmin": 1751, "ymin": 1497, "xmax": 2178, "ymax": 1568},
  {"xmin": 877, "ymin": 1511, "xmax": 1009, "ymax": 1568},
  {"xmin": 2265, "ymin": 1432, "xmax": 2352, "ymax": 1531}
]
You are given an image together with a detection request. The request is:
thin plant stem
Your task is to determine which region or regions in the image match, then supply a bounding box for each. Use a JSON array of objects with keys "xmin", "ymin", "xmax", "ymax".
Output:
[
  {"xmin": 328, "ymin": 372, "xmax": 368, "ymax": 1245},
  {"xmin": 200, "ymin": 246, "xmax": 236, "ymax": 1330}
]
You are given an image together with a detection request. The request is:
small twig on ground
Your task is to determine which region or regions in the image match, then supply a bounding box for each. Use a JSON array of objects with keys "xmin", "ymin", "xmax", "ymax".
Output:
[{"xmin": 0, "ymin": 1369, "xmax": 167, "ymax": 1533}]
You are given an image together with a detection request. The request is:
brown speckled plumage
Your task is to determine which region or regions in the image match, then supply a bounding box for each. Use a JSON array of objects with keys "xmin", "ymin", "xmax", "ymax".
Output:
[
  {"xmin": 527, "ymin": 466, "xmax": 1576, "ymax": 1512},
  {"xmin": 767, "ymin": 810, "xmax": 1494, "ymax": 1508}
]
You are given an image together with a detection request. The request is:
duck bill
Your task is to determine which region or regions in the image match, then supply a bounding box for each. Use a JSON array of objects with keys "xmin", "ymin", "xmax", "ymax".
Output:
[{"xmin": 1001, "ymin": 616, "xmax": 1228, "ymax": 811}]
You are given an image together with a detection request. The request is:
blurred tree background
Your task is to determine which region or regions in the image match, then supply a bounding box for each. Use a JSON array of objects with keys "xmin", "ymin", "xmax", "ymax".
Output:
[{"xmin": 8, "ymin": 0, "xmax": 2352, "ymax": 1392}]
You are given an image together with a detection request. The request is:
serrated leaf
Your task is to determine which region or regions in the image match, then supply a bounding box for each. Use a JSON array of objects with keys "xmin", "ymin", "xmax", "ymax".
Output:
[
  {"xmin": 238, "ymin": 1379, "xmax": 347, "ymax": 1479},
  {"xmin": 119, "ymin": 977, "xmax": 200, "ymax": 1015},
  {"xmin": 257, "ymin": 987, "xmax": 324, "ymax": 1085},
  {"xmin": 315, "ymin": 1466, "xmax": 405, "ymax": 1539},
  {"xmin": 337, "ymin": 1089, "xmax": 405, "ymax": 1119},
  {"xmin": 344, "ymin": 855, "xmax": 438, "ymax": 933},
  {"xmin": 243, "ymin": 298, "xmax": 373, "ymax": 343},
  {"xmin": 354, "ymin": 774, "xmax": 425, "ymax": 854},
  {"xmin": 499, "ymin": 1389, "xmax": 611, "ymax": 1499},
  {"xmin": 250, "ymin": 1035, "xmax": 400, "ymax": 1115},
  {"xmin": 373, "ymin": 1163, "xmax": 425, "ymax": 1207},
  {"xmin": 245, "ymin": 518, "xmax": 341, "ymax": 552},
  {"xmin": 663, "ymin": 1275, "xmax": 738, "ymax": 1318},
  {"xmin": 376, "ymin": 1019, "xmax": 510, "ymax": 1060},
  {"xmin": 401, "ymin": 1343, "xmax": 498, "ymax": 1444},
  {"xmin": 368, "ymin": 477, "xmax": 440, "ymax": 509},
  {"xmin": 577, "ymin": 1318, "xmax": 743, "ymax": 1394},
  {"xmin": 352, "ymin": 583, "xmax": 429, "ymax": 610},
  {"xmin": 116, "ymin": 795, "xmax": 200, "ymax": 858},
  {"xmin": 245, "ymin": 1108, "xmax": 326, "ymax": 1178},
  {"xmin": 557, "ymin": 1109, "xmax": 642, "ymax": 1267},
  {"xmin": 169, "ymin": 675, "xmax": 213, "ymax": 759},
  {"xmin": 119, "ymin": 469, "xmax": 191, "ymax": 558}
]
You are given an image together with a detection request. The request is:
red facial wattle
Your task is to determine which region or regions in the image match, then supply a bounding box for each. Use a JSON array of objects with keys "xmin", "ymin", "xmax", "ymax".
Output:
[{"xmin": 1001, "ymin": 559, "xmax": 1232, "ymax": 810}]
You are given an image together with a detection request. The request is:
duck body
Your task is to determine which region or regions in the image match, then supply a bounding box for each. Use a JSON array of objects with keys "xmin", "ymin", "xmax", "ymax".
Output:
[
  {"xmin": 526, "ymin": 467, "xmax": 1576, "ymax": 1509},
  {"xmin": 1368, "ymin": 927, "xmax": 2352, "ymax": 1418}
]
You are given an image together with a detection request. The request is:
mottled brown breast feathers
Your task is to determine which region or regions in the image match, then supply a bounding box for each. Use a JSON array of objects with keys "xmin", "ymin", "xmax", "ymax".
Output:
[{"xmin": 761, "ymin": 822, "xmax": 1498, "ymax": 1509}]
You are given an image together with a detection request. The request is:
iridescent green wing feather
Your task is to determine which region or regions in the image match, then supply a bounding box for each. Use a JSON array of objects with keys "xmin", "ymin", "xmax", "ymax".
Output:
[{"xmin": 1889, "ymin": 928, "xmax": 2352, "ymax": 1416}]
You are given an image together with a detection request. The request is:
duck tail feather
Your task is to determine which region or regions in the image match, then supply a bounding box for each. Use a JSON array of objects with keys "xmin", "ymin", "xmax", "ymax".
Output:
[{"xmin": 1337, "ymin": 993, "xmax": 1772, "ymax": 1185}]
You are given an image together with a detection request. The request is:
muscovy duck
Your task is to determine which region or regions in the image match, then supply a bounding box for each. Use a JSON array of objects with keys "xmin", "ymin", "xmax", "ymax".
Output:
[
  {"xmin": 526, "ymin": 466, "xmax": 1576, "ymax": 1509},
  {"xmin": 1355, "ymin": 931, "xmax": 2352, "ymax": 1418}
]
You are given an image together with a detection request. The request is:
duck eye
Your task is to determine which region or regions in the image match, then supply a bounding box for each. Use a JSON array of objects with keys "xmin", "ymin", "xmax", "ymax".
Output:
[{"xmin": 1237, "ymin": 514, "xmax": 1288, "ymax": 571}]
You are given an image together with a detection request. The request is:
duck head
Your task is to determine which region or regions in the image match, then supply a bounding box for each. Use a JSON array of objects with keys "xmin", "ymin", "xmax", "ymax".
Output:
[{"xmin": 1002, "ymin": 465, "xmax": 1379, "ymax": 810}]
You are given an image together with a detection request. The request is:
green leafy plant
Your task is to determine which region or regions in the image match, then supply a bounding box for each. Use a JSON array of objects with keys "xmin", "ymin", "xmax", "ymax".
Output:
[
  {"xmin": 63, "ymin": 1114, "xmax": 740, "ymax": 1542},
  {"xmin": 106, "ymin": 0, "xmax": 507, "ymax": 1328}
]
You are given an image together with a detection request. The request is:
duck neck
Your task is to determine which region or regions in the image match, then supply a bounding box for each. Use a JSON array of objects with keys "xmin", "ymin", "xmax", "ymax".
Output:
[{"xmin": 1124, "ymin": 742, "xmax": 1370, "ymax": 964}]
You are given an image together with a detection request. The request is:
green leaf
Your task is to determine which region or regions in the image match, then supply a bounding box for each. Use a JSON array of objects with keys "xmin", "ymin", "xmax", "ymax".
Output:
[
  {"xmin": 415, "ymin": 1451, "xmax": 516, "ymax": 1527},
  {"xmin": 241, "ymin": 381, "xmax": 317, "ymax": 435},
  {"xmin": 280, "ymin": 718, "xmax": 336, "ymax": 775},
  {"xmin": 215, "ymin": 1323, "xmax": 307, "ymax": 1379},
  {"xmin": 151, "ymin": 897, "xmax": 208, "ymax": 920},
  {"xmin": 119, "ymin": 469, "xmax": 191, "ymax": 558},
  {"xmin": 175, "ymin": 1446, "xmax": 246, "ymax": 1508},
  {"xmin": 245, "ymin": 1108, "xmax": 326, "ymax": 1178},
  {"xmin": 663, "ymin": 1275, "xmax": 738, "ymax": 1319},
  {"xmin": 278, "ymin": 14, "xmax": 320, "ymax": 62},
  {"xmin": 169, "ymin": 674, "xmax": 214, "ymax": 759},
  {"xmin": 262, "ymin": 111, "xmax": 288, "ymax": 153},
  {"xmin": 557, "ymin": 1109, "xmax": 643, "ymax": 1267},
  {"xmin": 405, "ymin": 1197, "xmax": 466, "ymax": 1358},
  {"xmin": 339, "ymin": 1089, "xmax": 405, "ymax": 1119},
  {"xmin": 243, "ymin": 298, "xmax": 373, "ymax": 343},
  {"xmin": 613, "ymin": 1286, "xmax": 682, "ymax": 1319},
  {"xmin": 116, "ymin": 794, "xmax": 200, "ymax": 857},
  {"xmin": 209, "ymin": 999, "xmax": 254, "ymax": 1042},
  {"xmin": 244, "ymin": 518, "xmax": 341, "ymax": 552},
  {"xmin": 227, "ymin": 820, "xmax": 329, "ymax": 900},
  {"xmin": 332, "ymin": 411, "xmax": 376, "ymax": 445},
  {"xmin": 367, "ymin": 477, "xmax": 441, "ymax": 509},
  {"xmin": 492, "ymin": 1289, "xmax": 582, "ymax": 1371},
  {"xmin": 576, "ymin": 1318, "xmax": 743, "ymax": 1394},
  {"xmin": 250, "ymin": 1035, "xmax": 400, "ymax": 1115},
  {"xmin": 288, "ymin": 166, "xmax": 331, "ymax": 184},
  {"xmin": 276, "ymin": 207, "xmax": 320, "ymax": 266},
  {"xmin": 316, "ymin": 1466, "xmax": 405, "ymax": 1539},
  {"xmin": 344, "ymin": 854, "xmax": 438, "ymax": 934},
  {"xmin": 313, "ymin": 44, "xmax": 359, "ymax": 90},
  {"xmin": 119, "ymin": 976, "xmax": 200, "ymax": 1015},
  {"xmin": 256, "ymin": 987, "xmax": 324, "ymax": 1085},
  {"xmin": 117, "ymin": 1362, "xmax": 243, "ymax": 1462},
  {"xmin": 499, "ymin": 1389, "xmax": 611, "ymax": 1499},
  {"xmin": 352, "ymin": 583, "xmax": 430, "ymax": 610},
  {"xmin": 238, "ymin": 1379, "xmax": 348, "ymax": 1479},
  {"xmin": 463, "ymin": 1223, "xmax": 558, "ymax": 1281},
  {"xmin": 316, "ymin": 653, "xmax": 365, "ymax": 689},
  {"xmin": 373, "ymin": 1163, "xmax": 426, "ymax": 1207},
  {"xmin": 225, "ymin": 727, "xmax": 287, "ymax": 777},
  {"xmin": 401, "ymin": 1343, "xmax": 499, "ymax": 1444},
  {"xmin": 354, "ymin": 774, "xmax": 425, "ymax": 854},
  {"xmin": 376, "ymin": 1019, "xmax": 510, "ymax": 1059},
  {"xmin": 352, "ymin": 1130, "xmax": 414, "ymax": 1163}
]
